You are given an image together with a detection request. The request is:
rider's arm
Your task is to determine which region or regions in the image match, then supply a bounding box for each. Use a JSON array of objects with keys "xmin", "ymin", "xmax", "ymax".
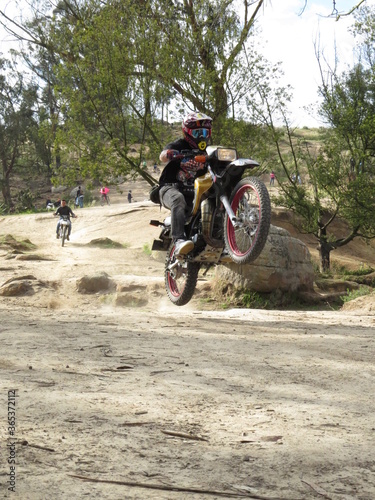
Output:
[{"xmin": 159, "ymin": 149, "xmax": 182, "ymax": 163}]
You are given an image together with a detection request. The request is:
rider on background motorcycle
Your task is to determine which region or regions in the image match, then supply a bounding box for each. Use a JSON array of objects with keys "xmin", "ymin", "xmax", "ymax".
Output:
[
  {"xmin": 159, "ymin": 111, "xmax": 212, "ymax": 256},
  {"xmin": 54, "ymin": 199, "xmax": 76, "ymax": 240}
]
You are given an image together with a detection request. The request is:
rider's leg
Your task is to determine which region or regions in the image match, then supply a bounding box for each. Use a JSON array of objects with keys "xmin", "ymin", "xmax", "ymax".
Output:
[
  {"xmin": 159, "ymin": 186, "xmax": 187, "ymax": 240},
  {"xmin": 159, "ymin": 186, "xmax": 193, "ymax": 255}
]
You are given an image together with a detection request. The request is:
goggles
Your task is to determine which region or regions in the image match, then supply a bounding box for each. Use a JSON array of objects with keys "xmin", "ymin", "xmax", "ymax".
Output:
[{"xmin": 190, "ymin": 128, "xmax": 210, "ymax": 139}]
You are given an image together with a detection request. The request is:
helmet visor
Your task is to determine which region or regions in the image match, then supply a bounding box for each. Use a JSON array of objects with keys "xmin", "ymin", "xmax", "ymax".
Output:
[{"xmin": 191, "ymin": 128, "xmax": 210, "ymax": 139}]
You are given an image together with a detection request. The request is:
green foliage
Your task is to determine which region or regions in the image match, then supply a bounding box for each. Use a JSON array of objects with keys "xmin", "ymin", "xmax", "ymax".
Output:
[
  {"xmin": 345, "ymin": 264, "xmax": 374, "ymax": 276},
  {"xmin": 0, "ymin": 58, "xmax": 39, "ymax": 209},
  {"xmin": 266, "ymin": 46, "xmax": 375, "ymax": 271},
  {"xmin": 0, "ymin": 202, "xmax": 7, "ymax": 215},
  {"xmin": 142, "ymin": 243, "xmax": 152, "ymax": 256},
  {"xmin": 2, "ymin": 0, "xmax": 273, "ymax": 188},
  {"xmin": 341, "ymin": 285, "xmax": 372, "ymax": 303},
  {"xmin": 14, "ymin": 189, "xmax": 36, "ymax": 213},
  {"xmin": 239, "ymin": 290, "xmax": 269, "ymax": 309}
]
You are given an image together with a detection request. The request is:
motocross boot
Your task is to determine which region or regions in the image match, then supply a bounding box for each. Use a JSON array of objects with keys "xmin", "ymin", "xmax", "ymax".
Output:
[{"xmin": 174, "ymin": 239, "xmax": 194, "ymax": 256}]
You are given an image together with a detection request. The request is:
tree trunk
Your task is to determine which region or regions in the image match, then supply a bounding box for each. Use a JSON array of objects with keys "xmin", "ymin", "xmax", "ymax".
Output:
[
  {"xmin": 1, "ymin": 155, "xmax": 15, "ymax": 210},
  {"xmin": 319, "ymin": 242, "xmax": 331, "ymax": 273},
  {"xmin": 318, "ymin": 224, "xmax": 331, "ymax": 273},
  {"xmin": 0, "ymin": 176, "xmax": 14, "ymax": 210}
]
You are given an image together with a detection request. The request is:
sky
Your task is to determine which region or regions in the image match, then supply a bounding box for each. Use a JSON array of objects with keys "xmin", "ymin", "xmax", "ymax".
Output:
[
  {"xmin": 257, "ymin": 0, "xmax": 374, "ymax": 127},
  {"xmin": 1, "ymin": 0, "xmax": 374, "ymax": 128}
]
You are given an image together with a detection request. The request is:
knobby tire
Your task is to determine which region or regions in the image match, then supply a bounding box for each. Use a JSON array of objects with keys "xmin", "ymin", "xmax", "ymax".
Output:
[
  {"xmin": 164, "ymin": 242, "xmax": 200, "ymax": 306},
  {"xmin": 61, "ymin": 226, "xmax": 67, "ymax": 247},
  {"xmin": 224, "ymin": 177, "xmax": 271, "ymax": 265}
]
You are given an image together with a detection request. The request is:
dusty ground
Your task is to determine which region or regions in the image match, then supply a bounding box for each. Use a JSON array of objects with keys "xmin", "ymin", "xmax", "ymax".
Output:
[{"xmin": 0, "ymin": 198, "xmax": 375, "ymax": 500}]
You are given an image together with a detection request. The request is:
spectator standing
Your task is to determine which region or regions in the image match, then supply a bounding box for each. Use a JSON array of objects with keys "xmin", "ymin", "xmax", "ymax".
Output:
[
  {"xmin": 100, "ymin": 186, "xmax": 110, "ymax": 205},
  {"xmin": 270, "ymin": 171, "xmax": 275, "ymax": 186},
  {"xmin": 127, "ymin": 190, "xmax": 133, "ymax": 203},
  {"xmin": 75, "ymin": 186, "xmax": 84, "ymax": 208}
]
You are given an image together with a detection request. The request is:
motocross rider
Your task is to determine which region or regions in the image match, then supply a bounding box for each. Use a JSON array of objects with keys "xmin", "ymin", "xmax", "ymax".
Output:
[
  {"xmin": 54, "ymin": 199, "xmax": 77, "ymax": 240},
  {"xmin": 159, "ymin": 111, "xmax": 212, "ymax": 256}
]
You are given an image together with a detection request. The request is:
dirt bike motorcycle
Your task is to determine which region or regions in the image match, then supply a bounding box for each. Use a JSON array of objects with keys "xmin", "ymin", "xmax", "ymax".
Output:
[
  {"xmin": 150, "ymin": 146, "xmax": 271, "ymax": 306},
  {"xmin": 56, "ymin": 216, "xmax": 71, "ymax": 247}
]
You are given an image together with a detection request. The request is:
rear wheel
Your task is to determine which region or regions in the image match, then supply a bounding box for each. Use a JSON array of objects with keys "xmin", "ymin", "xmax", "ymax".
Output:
[
  {"xmin": 165, "ymin": 242, "xmax": 200, "ymax": 306},
  {"xmin": 224, "ymin": 177, "xmax": 271, "ymax": 264},
  {"xmin": 61, "ymin": 226, "xmax": 67, "ymax": 247}
]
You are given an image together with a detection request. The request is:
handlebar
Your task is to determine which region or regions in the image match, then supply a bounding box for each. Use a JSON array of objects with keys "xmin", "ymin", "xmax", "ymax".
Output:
[{"xmin": 174, "ymin": 150, "xmax": 207, "ymax": 163}]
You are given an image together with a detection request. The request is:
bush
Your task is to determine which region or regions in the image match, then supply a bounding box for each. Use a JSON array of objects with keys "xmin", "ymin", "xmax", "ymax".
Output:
[
  {"xmin": 341, "ymin": 285, "xmax": 372, "ymax": 304},
  {"xmin": 15, "ymin": 189, "xmax": 36, "ymax": 213}
]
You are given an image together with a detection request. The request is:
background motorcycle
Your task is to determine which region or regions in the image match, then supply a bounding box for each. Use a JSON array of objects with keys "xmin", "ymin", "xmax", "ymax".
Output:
[
  {"xmin": 56, "ymin": 215, "xmax": 71, "ymax": 247},
  {"xmin": 150, "ymin": 146, "xmax": 271, "ymax": 306}
]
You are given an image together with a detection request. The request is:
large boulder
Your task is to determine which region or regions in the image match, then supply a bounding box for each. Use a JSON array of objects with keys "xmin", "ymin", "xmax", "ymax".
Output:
[{"xmin": 215, "ymin": 225, "xmax": 314, "ymax": 293}]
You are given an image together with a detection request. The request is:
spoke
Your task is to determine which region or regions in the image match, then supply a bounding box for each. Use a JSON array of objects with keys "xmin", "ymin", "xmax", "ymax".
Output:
[{"xmin": 233, "ymin": 190, "xmax": 260, "ymax": 253}]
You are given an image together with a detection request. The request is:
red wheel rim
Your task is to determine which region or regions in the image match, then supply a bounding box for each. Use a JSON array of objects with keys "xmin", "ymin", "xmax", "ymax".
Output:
[{"xmin": 226, "ymin": 184, "xmax": 261, "ymax": 256}]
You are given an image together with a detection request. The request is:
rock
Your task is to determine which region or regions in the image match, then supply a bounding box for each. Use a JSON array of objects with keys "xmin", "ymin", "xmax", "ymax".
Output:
[
  {"xmin": 76, "ymin": 272, "xmax": 114, "ymax": 294},
  {"xmin": 115, "ymin": 292, "xmax": 148, "ymax": 307},
  {"xmin": 0, "ymin": 234, "xmax": 36, "ymax": 252},
  {"xmin": 70, "ymin": 187, "xmax": 80, "ymax": 198},
  {"xmin": 116, "ymin": 283, "xmax": 145, "ymax": 293},
  {"xmin": 0, "ymin": 281, "xmax": 33, "ymax": 296},
  {"xmin": 2, "ymin": 275, "xmax": 37, "ymax": 286},
  {"xmin": 346, "ymin": 271, "xmax": 375, "ymax": 287},
  {"xmin": 315, "ymin": 279, "xmax": 360, "ymax": 293},
  {"xmin": 87, "ymin": 238, "xmax": 123, "ymax": 248},
  {"xmin": 15, "ymin": 254, "xmax": 50, "ymax": 261},
  {"xmin": 215, "ymin": 225, "xmax": 314, "ymax": 293},
  {"xmin": 51, "ymin": 186, "xmax": 66, "ymax": 194}
]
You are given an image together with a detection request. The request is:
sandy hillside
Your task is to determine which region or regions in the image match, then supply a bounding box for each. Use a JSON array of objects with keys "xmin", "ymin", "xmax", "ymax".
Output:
[{"xmin": 0, "ymin": 200, "xmax": 375, "ymax": 500}]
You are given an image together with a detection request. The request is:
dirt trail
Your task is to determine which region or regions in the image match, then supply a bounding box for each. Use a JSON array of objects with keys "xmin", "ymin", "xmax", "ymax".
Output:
[{"xmin": 0, "ymin": 201, "xmax": 374, "ymax": 499}]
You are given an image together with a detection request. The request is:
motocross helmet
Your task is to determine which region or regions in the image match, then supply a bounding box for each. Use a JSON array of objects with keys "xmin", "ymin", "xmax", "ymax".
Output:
[{"xmin": 182, "ymin": 112, "xmax": 212, "ymax": 151}]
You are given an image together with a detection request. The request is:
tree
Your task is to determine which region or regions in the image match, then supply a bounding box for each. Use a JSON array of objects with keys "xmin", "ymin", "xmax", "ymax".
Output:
[
  {"xmin": 254, "ymin": 5, "xmax": 375, "ymax": 272},
  {"xmin": 0, "ymin": 58, "xmax": 38, "ymax": 210},
  {"xmin": 0, "ymin": 0, "xmax": 271, "ymax": 186}
]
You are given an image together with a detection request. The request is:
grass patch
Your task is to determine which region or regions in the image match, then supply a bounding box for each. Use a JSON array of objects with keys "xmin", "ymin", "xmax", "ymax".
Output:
[
  {"xmin": 142, "ymin": 243, "xmax": 152, "ymax": 256},
  {"xmin": 240, "ymin": 290, "xmax": 269, "ymax": 309},
  {"xmin": 212, "ymin": 280, "xmax": 314, "ymax": 310},
  {"xmin": 341, "ymin": 285, "xmax": 372, "ymax": 304}
]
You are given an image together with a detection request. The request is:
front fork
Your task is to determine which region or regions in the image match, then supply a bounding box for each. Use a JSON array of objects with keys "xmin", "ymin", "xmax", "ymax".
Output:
[
  {"xmin": 207, "ymin": 165, "xmax": 240, "ymax": 229},
  {"xmin": 220, "ymin": 195, "xmax": 240, "ymax": 229}
]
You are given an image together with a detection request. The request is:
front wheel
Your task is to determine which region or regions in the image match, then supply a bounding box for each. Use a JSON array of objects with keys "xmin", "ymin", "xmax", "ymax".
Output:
[
  {"xmin": 224, "ymin": 177, "xmax": 271, "ymax": 265},
  {"xmin": 165, "ymin": 242, "xmax": 200, "ymax": 306},
  {"xmin": 61, "ymin": 226, "xmax": 67, "ymax": 247}
]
